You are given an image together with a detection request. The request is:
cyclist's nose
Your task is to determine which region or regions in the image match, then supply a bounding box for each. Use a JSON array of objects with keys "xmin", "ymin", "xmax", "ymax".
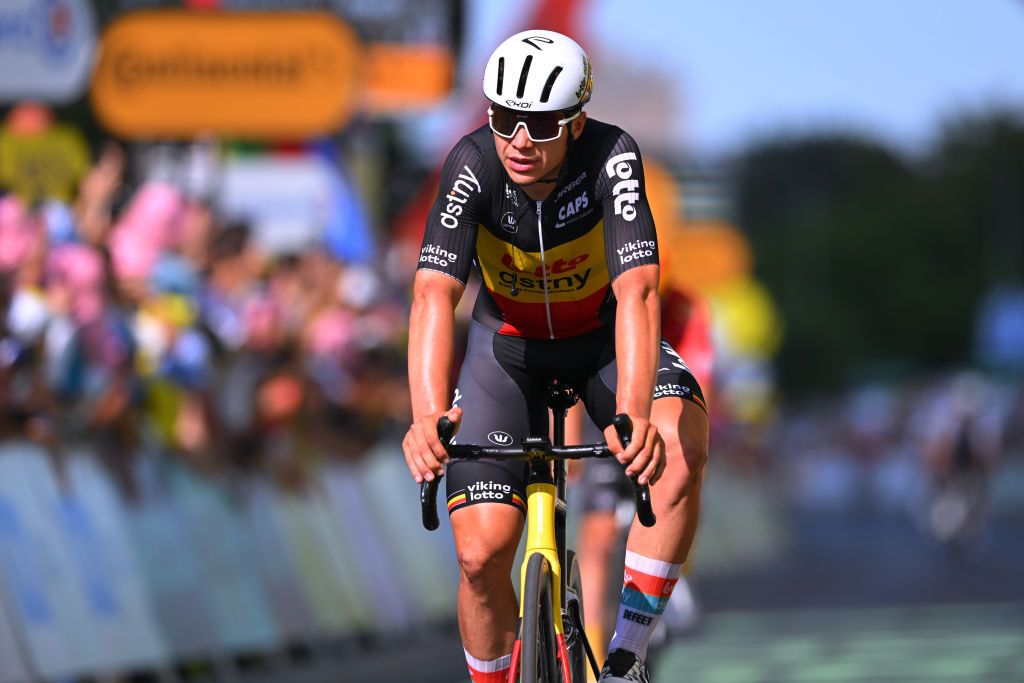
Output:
[{"xmin": 511, "ymin": 123, "xmax": 534, "ymax": 149}]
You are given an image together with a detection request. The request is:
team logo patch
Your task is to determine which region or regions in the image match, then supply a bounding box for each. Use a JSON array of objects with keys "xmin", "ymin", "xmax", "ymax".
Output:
[
  {"xmin": 653, "ymin": 383, "xmax": 690, "ymax": 399},
  {"xmin": 500, "ymin": 212, "xmax": 518, "ymax": 234},
  {"xmin": 487, "ymin": 430, "xmax": 513, "ymax": 446},
  {"xmin": 439, "ymin": 165, "xmax": 481, "ymax": 229},
  {"xmin": 420, "ymin": 244, "xmax": 458, "ymax": 268},
  {"xmin": 605, "ymin": 152, "xmax": 640, "ymax": 221},
  {"xmin": 557, "ymin": 191, "xmax": 590, "ymax": 225}
]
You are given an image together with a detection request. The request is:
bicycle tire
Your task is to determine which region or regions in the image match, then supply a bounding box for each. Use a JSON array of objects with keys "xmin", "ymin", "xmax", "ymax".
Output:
[
  {"xmin": 564, "ymin": 550, "xmax": 590, "ymax": 683},
  {"xmin": 521, "ymin": 553, "xmax": 559, "ymax": 683}
]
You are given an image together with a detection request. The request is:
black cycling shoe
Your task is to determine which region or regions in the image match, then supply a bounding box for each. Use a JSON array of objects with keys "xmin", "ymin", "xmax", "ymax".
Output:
[{"xmin": 598, "ymin": 648, "xmax": 651, "ymax": 682}]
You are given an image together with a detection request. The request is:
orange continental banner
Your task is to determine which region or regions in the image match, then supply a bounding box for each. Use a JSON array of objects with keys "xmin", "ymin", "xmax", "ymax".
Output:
[
  {"xmin": 90, "ymin": 11, "xmax": 361, "ymax": 139},
  {"xmin": 362, "ymin": 43, "xmax": 454, "ymax": 112}
]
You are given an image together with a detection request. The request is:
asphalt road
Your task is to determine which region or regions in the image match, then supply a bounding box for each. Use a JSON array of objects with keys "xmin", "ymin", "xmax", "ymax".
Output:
[
  {"xmin": 232, "ymin": 508, "xmax": 1021, "ymax": 683},
  {"xmin": 354, "ymin": 510, "xmax": 1024, "ymax": 683},
  {"xmin": 647, "ymin": 510, "xmax": 1024, "ymax": 683}
]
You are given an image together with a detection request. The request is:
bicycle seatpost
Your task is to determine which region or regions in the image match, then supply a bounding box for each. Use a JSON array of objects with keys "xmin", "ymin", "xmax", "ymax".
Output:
[{"xmin": 547, "ymin": 379, "xmax": 578, "ymax": 449}]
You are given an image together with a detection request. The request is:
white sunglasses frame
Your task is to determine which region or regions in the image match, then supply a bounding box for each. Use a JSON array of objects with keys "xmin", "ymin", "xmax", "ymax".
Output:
[{"xmin": 487, "ymin": 107, "xmax": 582, "ymax": 143}]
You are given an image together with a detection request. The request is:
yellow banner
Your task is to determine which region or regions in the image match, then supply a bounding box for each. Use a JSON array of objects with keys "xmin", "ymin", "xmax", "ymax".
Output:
[
  {"xmin": 0, "ymin": 125, "xmax": 90, "ymax": 203},
  {"xmin": 90, "ymin": 11, "xmax": 361, "ymax": 139}
]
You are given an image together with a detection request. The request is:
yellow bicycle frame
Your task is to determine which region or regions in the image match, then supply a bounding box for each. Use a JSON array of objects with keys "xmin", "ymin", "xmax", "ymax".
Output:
[{"xmin": 519, "ymin": 479, "xmax": 565, "ymax": 637}]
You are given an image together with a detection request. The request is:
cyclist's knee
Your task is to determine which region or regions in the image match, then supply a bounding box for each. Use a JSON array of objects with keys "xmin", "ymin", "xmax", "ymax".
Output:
[
  {"xmin": 661, "ymin": 421, "xmax": 708, "ymax": 503},
  {"xmin": 452, "ymin": 503, "xmax": 522, "ymax": 589},
  {"xmin": 457, "ymin": 539, "xmax": 516, "ymax": 590}
]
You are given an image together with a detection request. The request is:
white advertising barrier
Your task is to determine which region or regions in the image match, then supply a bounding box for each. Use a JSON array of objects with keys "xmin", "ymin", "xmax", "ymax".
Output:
[
  {"xmin": 55, "ymin": 450, "xmax": 169, "ymax": 671},
  {"xmin": 0, "ymin": 442, "xmax": 101, "ymax": 676},
  {"xmin": 169, "ymin": 467, "xmax": 281, "ymax": 653},
  {"xmin": 352, "ymin": 444, "xmax": 458, "ymax": 622},
  {"xmin": 320, "ymin": 463, "xmax": 416, "ymax": 633},
  {"xmin": 121, "ymin": 455, "xmax": 222, "ymax": 659},
  {"xmin": 0, "ymin": 443, "xmax": 167, "ymax": 679},
  {"xmin": 0, "ymin": 0, "xmax": 96, "ymax": 103},
  {"xmin": 268, "ymin": 490, "xmax": 370, "ymax": 637},
  {"xmin": 245, "ymin": 480, "xmax": 321, "ymax": 643},
  {"xmin": 0, "ymin": 581, "xmax": 31, "ymax": 683}
]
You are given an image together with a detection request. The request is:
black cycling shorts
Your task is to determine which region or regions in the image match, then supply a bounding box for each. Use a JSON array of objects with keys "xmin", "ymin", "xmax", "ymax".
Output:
[
  {"xmin": 445, "ymin": 321, "xmax": 705, "ymax": 517},
  {"xmin": 575, "ymin": 416, "xmax": 633, "ymax": 516}
]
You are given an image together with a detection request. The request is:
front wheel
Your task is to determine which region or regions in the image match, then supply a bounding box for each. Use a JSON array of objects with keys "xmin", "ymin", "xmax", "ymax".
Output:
[{"xmin": 521, "ymin": 553, "xmax": 559, "ymax": 683}]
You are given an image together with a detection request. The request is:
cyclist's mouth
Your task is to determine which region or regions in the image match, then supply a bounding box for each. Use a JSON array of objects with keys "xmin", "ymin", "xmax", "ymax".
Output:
[{"xmin": 508, "ymin": 156, "xmax": 537, "ymax": 173}]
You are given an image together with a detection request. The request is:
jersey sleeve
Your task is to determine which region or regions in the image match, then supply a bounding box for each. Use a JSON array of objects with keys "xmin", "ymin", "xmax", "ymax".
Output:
[
  {"xmin": 595, "ymin": 129, "xmax": 659, "ymax": 281},
  {"xmin": 417, "ymin": 136, "xmax": 486, "ymax": 284}
]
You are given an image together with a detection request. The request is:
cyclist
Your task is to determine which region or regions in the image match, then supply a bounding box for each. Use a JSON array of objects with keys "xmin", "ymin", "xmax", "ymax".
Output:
[
  {"xmin": 401, "ymin": 30, "xmax": 709, "ymax": 683},
  {"xmin": 915, "ymin": 372, "xmax": 1002, "ymax": 556}
]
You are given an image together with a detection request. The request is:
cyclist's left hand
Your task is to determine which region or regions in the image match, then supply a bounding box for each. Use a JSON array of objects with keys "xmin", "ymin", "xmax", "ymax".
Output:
[{"xmin": 604, "ymin": 415, "xmax": 666, "ymax": 486}]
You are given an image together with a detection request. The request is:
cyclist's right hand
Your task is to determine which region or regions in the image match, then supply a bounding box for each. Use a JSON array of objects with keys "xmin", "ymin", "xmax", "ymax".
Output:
[{"xmin": 402, "ymin": 407, "xmax": 463, "ymax": 484}]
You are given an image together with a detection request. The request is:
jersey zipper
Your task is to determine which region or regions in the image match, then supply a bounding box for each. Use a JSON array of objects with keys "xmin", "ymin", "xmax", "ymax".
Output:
[{"xmin": 536, "ymin": 200, "xmax": 555, "ymax": 339}]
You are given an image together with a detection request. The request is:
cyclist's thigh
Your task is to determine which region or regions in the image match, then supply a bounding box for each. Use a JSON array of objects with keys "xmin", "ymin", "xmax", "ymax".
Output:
[
  {"xmin": 446, "ymin": 322, "xmax": 542, "ymax": 518},
  {"xmin": 583, "ymin": 338, "xmax": 707, "ymax": 427}
]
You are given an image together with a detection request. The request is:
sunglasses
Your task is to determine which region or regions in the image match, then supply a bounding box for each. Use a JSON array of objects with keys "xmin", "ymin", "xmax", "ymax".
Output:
[{"xmin": 488, "ymin": 105, "xmax": 581, "ymax": 143}]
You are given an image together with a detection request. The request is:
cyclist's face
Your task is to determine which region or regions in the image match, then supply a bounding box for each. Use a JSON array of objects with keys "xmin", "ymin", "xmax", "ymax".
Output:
[{"xmin": 493, "ymin": 112, "xmax": 587, "ymax": 196}]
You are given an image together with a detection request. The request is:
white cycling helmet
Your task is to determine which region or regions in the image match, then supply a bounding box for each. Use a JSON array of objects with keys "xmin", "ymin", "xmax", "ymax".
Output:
[{"xmin": 483, "ymin": 29, "xmax": 593, "ymax": 112}]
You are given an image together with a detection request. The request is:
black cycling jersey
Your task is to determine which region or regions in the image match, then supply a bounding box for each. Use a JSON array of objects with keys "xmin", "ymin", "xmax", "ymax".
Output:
[
  {"xmin": 417, "ymin": 119, "xmax": 659, "ymax": 339},
  {"xmin": 417, "ymin": 118, "xmax": 699, "ymax": 519}
]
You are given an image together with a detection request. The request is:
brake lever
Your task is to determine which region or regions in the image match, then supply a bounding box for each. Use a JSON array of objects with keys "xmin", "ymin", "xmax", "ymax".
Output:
[
  {"xmin": 612, "ymin": 413, "xmax": 656, "ymax": 527},
  {"xmin": 420, "ymin": 416, "xmax": 456, "ymax": 531}
]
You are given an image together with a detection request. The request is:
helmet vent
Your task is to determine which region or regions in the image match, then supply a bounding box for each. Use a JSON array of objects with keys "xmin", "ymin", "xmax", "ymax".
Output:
[
  {"xmin": 496, "ymin": 57, "xmax": 505, "ymax": 95},
  {"xmin": 516, "ymin": 55, "xmax": 534, "ymax": 98},
  {"xmin": 539, "ymin": 66, "xmax": 563, "ymax": 104}
]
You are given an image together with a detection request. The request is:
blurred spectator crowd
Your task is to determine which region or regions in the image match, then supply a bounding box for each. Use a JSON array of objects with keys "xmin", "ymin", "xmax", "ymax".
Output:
[
  {"xmin": 763, "ymin": 371, "xmax": 1024, "ymax": 533},
  {"xmin": 0, "ymin": 140, "xmax": 412, "ymax": 500},
  {"xmin": 3, "ymin": 133, "xmax": 1022, "ymax": 547}
]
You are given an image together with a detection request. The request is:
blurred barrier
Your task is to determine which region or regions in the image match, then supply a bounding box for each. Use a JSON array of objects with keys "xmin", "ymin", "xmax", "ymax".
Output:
[
  {"xmin": 0, "ymin": 439, "xmax": 457, "ymax": 681},
  {"xmin": 0, "ymin": 444, "xmax": 166, "ymax": 679},
  {"xmin": 0, "ymin": 582, "xmax": 30, "ymax": 683}
]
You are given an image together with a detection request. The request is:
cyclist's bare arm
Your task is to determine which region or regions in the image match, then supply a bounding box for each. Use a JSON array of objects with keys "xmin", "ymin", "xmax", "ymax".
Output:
[
  {"xmin": 403, "ymin": 269, "xmax": 465, "ymax": 484},
  {"xmin": 609, "ymin": 263, "xmax": 665, "ymax": 486}
]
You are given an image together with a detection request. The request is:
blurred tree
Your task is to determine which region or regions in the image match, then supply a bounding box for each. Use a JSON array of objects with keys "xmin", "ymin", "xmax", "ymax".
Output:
[
  {"xmin": 929, "ymin": 111, "xmax": 1024, "ymax": 287},
  {"xmin": 731, "ymin": 111, "xmax": 1024, "ymax": 394}
]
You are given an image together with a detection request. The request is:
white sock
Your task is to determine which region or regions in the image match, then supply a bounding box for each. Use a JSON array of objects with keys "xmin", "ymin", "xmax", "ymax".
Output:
[
  {"xmin": 464, "ymin": 649, "xmax": 512, "ymax": 683},
  {"xmin": 608, "ymin": 550, "xmax": 683, "ymax": 661}
]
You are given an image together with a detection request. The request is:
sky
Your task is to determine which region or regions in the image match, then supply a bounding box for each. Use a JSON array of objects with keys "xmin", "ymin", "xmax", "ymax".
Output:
[
  {"xmin": 462, "ymin": 0, "xmax": 1024, "ymax": 161},
  {"xmin": 589, "ymin": 0, "xmax": 1024, "ymax": 158}
]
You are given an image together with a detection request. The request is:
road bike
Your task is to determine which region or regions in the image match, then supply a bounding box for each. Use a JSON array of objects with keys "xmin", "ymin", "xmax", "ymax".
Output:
[{"xmin": 420, "ymin": 380, "xmax": 655, "ymax": 682}]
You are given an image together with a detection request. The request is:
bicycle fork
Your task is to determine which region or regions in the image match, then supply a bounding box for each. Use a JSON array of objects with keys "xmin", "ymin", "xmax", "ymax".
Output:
[{"xmin": 508, "ymin": 462, "xmax": 579, "ymax": 682}]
